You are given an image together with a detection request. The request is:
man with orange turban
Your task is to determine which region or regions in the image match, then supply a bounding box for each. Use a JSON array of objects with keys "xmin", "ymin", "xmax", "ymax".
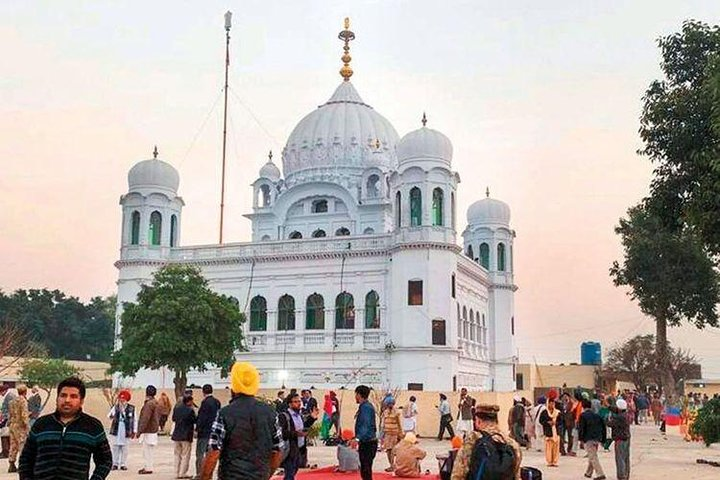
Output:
[
  {"xmin": 539, "ymin": 389, "xmax": 561, "ymax": 467},
  {"xmin": 201, "ymin": 362, "xmax": 284, "ymax": 480},
  {"xmin": 108, "ymin": 389, "xmax": 135, "ymax": 471}
]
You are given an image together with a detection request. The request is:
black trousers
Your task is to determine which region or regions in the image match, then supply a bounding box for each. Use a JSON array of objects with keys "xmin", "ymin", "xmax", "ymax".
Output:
[
  {"xmin": 358, "ymin": 440, "xmax": 377, "ymax": 480},
  {"xmin": 438, "ymin": 414, "xmax": 455, "ymax": 440}
]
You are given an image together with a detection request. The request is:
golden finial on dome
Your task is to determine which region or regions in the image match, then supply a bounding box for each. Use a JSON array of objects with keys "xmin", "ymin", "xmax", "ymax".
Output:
[
  {"xmin": 153, "ymin": 145, "xmax": 158, "ymax": 159},
  {"xmin": 338, "ymin": 17, "xmax": 355, "ymax": 81}
]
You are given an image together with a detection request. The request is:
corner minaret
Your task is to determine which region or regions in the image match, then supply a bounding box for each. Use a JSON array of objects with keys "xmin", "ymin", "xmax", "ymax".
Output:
[
  {"xmin": 463, "ymin": 191, "xmax": 517, "ymax": 390},
  {"xmin": 120, "ymin": 147, "xmax": 184, "ymax": 258}
]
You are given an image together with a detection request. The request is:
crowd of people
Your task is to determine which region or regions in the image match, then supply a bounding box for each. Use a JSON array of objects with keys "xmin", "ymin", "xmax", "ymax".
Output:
[{"xmin": 3, "ymin": 374, "xmax": 717, "ymax": 480}]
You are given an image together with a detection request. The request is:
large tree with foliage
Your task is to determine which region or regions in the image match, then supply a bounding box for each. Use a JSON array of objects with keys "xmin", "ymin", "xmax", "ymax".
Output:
[
  {"xmin": 613, "ymin": 20, "xmax": 720, "ymax": 399},
  {"xmin": 110, "ymin": 265, "xmax": 245, "ymax": 399},
  {"xmin": 610, "ymin": 204, "xmax": 719, "ymax": 398},
  {"xmin": 640, "ymin": 20, "xmax": 720, "ymax": 255},
  {"xmin": 20, "ymin": 358, "xmax": 81, "ymax": 411}
]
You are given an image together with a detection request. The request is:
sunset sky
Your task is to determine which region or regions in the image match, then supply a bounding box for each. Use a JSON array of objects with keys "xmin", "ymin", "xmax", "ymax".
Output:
[{"xmin": 2, "ymin": 1, "xmax": 719, "ymax": 376}]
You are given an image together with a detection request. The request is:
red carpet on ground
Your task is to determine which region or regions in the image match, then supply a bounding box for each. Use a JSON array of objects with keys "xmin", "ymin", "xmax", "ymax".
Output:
[{"xmin": 271, "ymin": 466, "xmax": 438, "ymax": 479}]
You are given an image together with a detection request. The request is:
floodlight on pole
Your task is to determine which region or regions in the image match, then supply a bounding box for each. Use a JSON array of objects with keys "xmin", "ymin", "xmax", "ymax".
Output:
[{"xmin": 219, "ymin": 11, "xmax": 232, "ymax": 244}]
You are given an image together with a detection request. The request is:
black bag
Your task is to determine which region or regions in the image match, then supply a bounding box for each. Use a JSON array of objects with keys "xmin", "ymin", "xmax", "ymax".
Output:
[
  {"xmin": 520, "ymin": 466, "xmax": 542, "ymax": 480},
  {"xmin": 467, "ymin": 432, "xmax": 516, "ymax": 480}
]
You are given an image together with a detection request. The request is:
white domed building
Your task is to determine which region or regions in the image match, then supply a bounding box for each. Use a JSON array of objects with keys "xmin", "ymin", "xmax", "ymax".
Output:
[{"xmin": 115, "ymin": 22, "xmax": 517, "ymax": 392}]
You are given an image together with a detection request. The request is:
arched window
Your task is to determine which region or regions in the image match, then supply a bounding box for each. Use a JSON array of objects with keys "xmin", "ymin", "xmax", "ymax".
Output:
[
  {"xmin": 476, "ymin": 312, "xmax": 482, "ymax": 346},
  {"xmin": 367, "ymin": 174, "xmax": 380, "ymax": 198},
  {"xmin": 432, "ymin": 319, "xmax": 446, "ymax": 346},
  {"xmin": 365, "ymin": 291, "xmax": 380, "ymax": 329},
  {"xmin": 335, "ymin": 227, "xmax": 350, "ymax": 236},
  {"xmin": 469, "ymin": 309, "xmax": 475, "ymax": 341},
  {"xmin": 335, "ymin": 292, "xmax": 355, "ymax": 329},
  {"xmin": 451, "ymin": 192, "xmax": 456, "ymax": 230},
  {"xmin": 278, "ymin": 295, "xmax": 295, "ymax": 331},
  {"xmin": 457, "ymin": 304, "xmax": 461, "ymax": 339},
  {"xmin": 482, "ymin": 313, "xmax": 487, "ymax": 347},
  {"xmin": 466, "ymin": 244, "xmax": 474, "ymax": 259},
  {"xmin": 311, "ymin": 199, "xmax": 328, "ymax": 213},
  {"xmin": 395, "ymin": 191, "xmax": 402, "ymax": 228},
  {"xmin": 170, "ymin": 214, "xmax": 178, "ymax": 247},
  {"xmin": 261, "ymin": 235, "xmax": 271, "ymax": 241},
  {"xmin": 249, "ymin": 296, "xmax": 267, "ymax": 331},
  {"xmin": 130, "ymin": 211, "xmax": 140, "ymax": 245},
  {"xmin": 149, "ymin": 211, "xmax": 162, "ymax": 246},
  {"xmin": 306, "ymin": 294, "xmax": 324, "ymax": 330},
  {"xmin": 409, "ymin": 187, "xmax": 422, "ymax": 226},
  {"xmin": 363, "ymin": 227, "xmax": 375, "ymax": 235},
  {"xmin": 479, "ymin": 243, "xmax": 490, "ymax": 269},
  {"xmin": 498, "ymin": 243, "xmax": 506, "ymax": 271},
  {"xmin": 289, "ymin": 231, "xmax": 302, "ymax": 239},
  {"xmin": 432, "ymin": 188, "xmax": 444, "ymax": 226},
  {"xmin": 312, "ymin": 229, "xmax": 326, "ymax": 238},
  {"xmin": 462, "ymin": 306, "xmax": 468, "ymax": 339},
  {"xmin": 260, "ymin": 184, "xmax": 271, "ymax": 207}
]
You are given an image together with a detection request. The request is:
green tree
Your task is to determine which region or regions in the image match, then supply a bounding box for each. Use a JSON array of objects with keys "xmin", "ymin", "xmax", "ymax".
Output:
[
  {"xmin": 639, "ymin": 20, "xmax": 720, "ymax": 255},
  {"xmin": 110, "ymin": 265, "xmax": 245, "ymax": 399},
  {"xmin": 691, "ymin": 398, "xmax": 720, "ymax": 447},
  {"xmin": 610, "ymin": 204, "xmax": 719, "ymax": 398},
  {"xmin": 0, "ymin": 289, "xmax": 115, "ymax": 361},
  {"xmin": 20, "ymin": 358, "xmax": 81, "ymax": 411}
]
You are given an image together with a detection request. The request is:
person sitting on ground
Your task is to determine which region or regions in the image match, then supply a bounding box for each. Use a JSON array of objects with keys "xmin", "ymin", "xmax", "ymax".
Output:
[
  {"xmin": 336, "ymin": 429, "xmax": 360, "ymax": 473},
  {"xmin": 393, "ymin": 432, "xmax": 427, "ymax": 478},
  {"xmin": 451, "ymin": 404, "xmax": 522, "ymax": 480}
]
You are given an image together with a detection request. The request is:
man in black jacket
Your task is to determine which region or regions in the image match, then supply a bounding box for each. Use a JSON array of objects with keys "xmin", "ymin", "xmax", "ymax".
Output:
[
  {"xmin": 278, "ymin": 393, "xmax": 319, "ymax": 480},
  {"xmin": 18, "ymin": 377, "xmax": 112, "ymax": 480},
  {"xmin": 172, "ymin": 395, "xmax": 197, "ymax": 479},
  {"xmin": 195, "ymin": 384, "xmax": 221, "ymax": 479},
  {"xmin": 578, "ymin": 399, "xmax": 607, "ymax": 480}
]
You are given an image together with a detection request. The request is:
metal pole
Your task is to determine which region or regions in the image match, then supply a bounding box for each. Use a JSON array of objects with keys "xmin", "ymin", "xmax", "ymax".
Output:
[{"xmin": 219, "ymin": 12, "xmax": 232, "ymax": 244}]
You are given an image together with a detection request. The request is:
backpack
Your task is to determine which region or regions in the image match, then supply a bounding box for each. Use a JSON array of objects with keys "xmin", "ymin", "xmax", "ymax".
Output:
[
  {"xmin": 278, "ymin": 412, "xmax": 292, "ymax": 463},
  {"xmin": 467, "ymin": 432, "xmax": 516, "ymax": 480}
]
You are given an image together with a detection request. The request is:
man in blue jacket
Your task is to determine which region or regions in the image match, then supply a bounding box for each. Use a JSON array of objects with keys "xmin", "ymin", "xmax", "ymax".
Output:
[{"xmin": 354, "ymin": 385, "xmax": 377, "ymax": 480}]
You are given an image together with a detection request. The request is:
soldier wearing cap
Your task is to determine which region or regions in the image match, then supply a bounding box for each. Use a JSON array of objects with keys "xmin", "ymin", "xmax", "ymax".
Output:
[{"xmin": 451, "ymin": 404, "xmax": 522, "ymax": 480}]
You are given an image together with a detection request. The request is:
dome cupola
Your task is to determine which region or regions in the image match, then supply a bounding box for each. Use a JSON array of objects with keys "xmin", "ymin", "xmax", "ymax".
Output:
[
  {"xmin": 467, "ymin": 189, "xmax": 511, "ymax": 225},
  {"xmin": 259, "ymin": 150, "xmax": 281, "ymax": 181},
  {"xmin": 397, "ymin": 113, "xmax": 453, "ymax": 166},
  {"xmin": 127, "ymin": 146, "xmax": 180, "ymax": 195}
]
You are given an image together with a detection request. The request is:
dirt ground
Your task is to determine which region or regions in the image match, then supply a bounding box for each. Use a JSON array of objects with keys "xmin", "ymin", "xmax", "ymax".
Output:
[{"xmin": 1, "ymin": 422, "xmax": 719, "ymax": 479}]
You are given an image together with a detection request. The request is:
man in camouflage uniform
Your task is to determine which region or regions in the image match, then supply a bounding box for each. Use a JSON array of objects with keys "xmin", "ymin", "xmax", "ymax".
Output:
[
  {"xmin": 8, "ymin": 384, "xmax": 30, "ymax": 473},
  {"xmin": 451, "ymin": 404, "xmax": 522, "ymax": 480}
]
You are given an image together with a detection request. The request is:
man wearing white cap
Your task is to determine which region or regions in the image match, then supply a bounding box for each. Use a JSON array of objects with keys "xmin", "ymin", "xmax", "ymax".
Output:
[{"xmin": 607, "ymin": 399, "xmax": 631, "ymax": 480}]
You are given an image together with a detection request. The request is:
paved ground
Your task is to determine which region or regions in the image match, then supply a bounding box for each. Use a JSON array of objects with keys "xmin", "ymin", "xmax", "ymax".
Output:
[{"xmin": 2, "ymin": 423, "xmax": 719, "ymax": 478}]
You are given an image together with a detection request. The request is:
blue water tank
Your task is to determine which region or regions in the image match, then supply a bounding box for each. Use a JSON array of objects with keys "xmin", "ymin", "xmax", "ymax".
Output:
[{"xmin": 581, "ymin": 342, "xmax": 602, "ymax": 365}]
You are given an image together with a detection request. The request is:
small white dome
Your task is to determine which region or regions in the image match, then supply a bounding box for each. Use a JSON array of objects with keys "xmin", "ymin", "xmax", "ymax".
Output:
[
  {"xmin": 397, "ymin": 126, "xmax": 453, "ymax": 165},
  {"xmin": 467, "ymin": 197, "xmax": 511, "ymax": 225},
  {"xmin": 128, "ymin": 158, "xmax": 179, "ymax": 194},
  {"xmin": 259, "ymin": 159, "xmax": 281, "ymax": 181}
]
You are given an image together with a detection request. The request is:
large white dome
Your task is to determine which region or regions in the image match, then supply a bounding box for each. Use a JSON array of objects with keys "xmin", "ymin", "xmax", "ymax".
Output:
[
  {"xmin": 397, "ymin": 126, "xmax": 453, "ymax": 165},
  {"xmin": 128, "ymin": 158, "xmax": 179, "ymax": 194},
  {"xmin": 467, "ymin": 197, "xmax": 511, "ymax": 225},
  {"xmin": 281, "ymin": 82, "xmax": 399, "ymax": 184}
]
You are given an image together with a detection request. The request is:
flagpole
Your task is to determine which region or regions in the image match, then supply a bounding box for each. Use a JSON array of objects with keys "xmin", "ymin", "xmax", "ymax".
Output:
[{"xmin": 219, "ymin": 11, "xmax": 232, "ymax": 244}]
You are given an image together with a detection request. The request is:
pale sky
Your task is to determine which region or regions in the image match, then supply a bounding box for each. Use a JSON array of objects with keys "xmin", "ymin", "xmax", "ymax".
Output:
[{"xmin": 2, "ymin": 1, "xmax": 719, "ymax": 377}]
